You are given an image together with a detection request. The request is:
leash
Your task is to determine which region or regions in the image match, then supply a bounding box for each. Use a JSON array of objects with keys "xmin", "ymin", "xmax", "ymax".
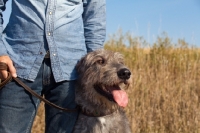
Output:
[{"xmin": 0, "ymin": 62, "xmax": 78, "ymax": 112}]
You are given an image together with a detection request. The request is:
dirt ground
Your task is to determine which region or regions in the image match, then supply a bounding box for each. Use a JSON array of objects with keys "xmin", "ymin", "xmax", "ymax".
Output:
[{"xmin": 32, "ymin": 102, "xmax": 45, "ymax": 133}]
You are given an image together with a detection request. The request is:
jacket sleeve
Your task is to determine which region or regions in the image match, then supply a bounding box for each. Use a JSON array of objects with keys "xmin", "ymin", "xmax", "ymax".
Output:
[
  {"xmin": 0, "ymin": 0, "xmax": 8, "ymax": 56},
  {"xmin": 82, "ymin": 0, "xmax": 106, "ymax": 53}
]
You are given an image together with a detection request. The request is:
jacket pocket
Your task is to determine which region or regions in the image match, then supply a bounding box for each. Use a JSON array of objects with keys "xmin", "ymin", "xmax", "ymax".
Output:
[{"xmin": 68, "ymin": 0, "xmax": 82, "ymax": 4}]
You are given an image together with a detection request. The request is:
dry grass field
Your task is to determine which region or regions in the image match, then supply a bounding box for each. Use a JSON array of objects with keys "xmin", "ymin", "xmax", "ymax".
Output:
[{"xmin": 32, "ymin": 33, "xmax": 200, "ymax": 133}]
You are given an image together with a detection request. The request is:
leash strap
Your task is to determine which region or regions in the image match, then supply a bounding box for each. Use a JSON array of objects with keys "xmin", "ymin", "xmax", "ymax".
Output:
[{"xmin": 0, "ymin": 62, "xmax": 78, "ymax": 112}]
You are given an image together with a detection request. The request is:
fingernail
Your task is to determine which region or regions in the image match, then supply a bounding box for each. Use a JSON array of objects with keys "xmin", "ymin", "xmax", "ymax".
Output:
[{"xmin": 13, "ymin": 73, "xmax": 17, "ymax": 78}]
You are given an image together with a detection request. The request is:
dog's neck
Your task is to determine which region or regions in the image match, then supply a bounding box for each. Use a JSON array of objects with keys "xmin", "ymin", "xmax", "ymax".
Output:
[
  {"xmin": 76, "ymin": 86, "xmax": 122, "ymax": 117},
  {"xmin": 80, "ymin": 106, "xmax": 117, "ymax": 117},
  {"xmin": 79, "ymin": 102, "xmax": 123, "ymax": 117},
  {"xmin": 77, "ymin": 98, "xmax": 121, "ymax": 117}
]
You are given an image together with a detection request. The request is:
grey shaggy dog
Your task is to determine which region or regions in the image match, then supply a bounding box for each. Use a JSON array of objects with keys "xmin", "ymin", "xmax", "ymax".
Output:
[{"xmin": 73, "ymin": 49, "xmax": 132, "ymax": 133}]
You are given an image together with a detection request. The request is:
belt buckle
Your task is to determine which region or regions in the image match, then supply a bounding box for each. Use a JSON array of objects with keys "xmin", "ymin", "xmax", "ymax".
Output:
[{"xmin": 45, "ymin": 51, "xmax": 50, "ymax": 58}]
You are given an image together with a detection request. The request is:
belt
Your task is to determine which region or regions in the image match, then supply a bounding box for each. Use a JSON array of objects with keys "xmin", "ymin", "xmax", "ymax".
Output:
[
  {"xmin": 44, "ymin": 50, "xmax": 50, "ymax": 58},
  {"xmin": 0, "ymin": 62, "xmax": 79, "ymax": 112}
]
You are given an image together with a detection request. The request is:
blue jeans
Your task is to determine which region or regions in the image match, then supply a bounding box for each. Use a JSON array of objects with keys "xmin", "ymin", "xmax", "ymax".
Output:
[{"xmin": 0, "ymin": 58, "xmax": 78, "ymax": 133}]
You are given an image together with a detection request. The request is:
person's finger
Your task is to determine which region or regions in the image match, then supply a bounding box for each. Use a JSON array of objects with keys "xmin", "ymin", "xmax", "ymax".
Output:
[
  {"xmin": 0, "ymin": 56, "xmax": 17, "ymax": 79},
  {"xmin": 7, "ymin": 61, "xmax": 17, "ymax": 78},
  {"xmin": 0, "ymin": 70, "xmax": 8, "ymax": 80}
]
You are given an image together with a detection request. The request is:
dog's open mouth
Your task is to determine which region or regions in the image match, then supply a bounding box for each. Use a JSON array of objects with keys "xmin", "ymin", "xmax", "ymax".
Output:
[{"xmin": 94, "ymin": 83, "xmax": 128, "ymax": 107}]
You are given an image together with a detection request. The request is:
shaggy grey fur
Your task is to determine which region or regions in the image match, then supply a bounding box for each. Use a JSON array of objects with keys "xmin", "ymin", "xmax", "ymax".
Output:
[{"xmin": 73, "ymin": 49, "xmax": 132, "ymax": 133}]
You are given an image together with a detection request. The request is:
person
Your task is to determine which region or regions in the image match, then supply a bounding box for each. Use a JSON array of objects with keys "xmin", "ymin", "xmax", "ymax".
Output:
[{"xmin": 0, "ymin": 0, "xmax": 106, "ymax": 132}]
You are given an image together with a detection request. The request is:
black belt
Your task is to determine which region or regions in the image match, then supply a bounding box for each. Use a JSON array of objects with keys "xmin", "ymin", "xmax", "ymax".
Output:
[{"xmin": 44, "ymin": 50, "xmax": 50, "ymax": 58}]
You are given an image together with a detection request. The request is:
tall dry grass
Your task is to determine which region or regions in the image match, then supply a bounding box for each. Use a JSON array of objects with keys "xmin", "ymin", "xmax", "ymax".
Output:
[{"xmin": 32, "ymin": 32, "xmax": 200, "ymax": 133}]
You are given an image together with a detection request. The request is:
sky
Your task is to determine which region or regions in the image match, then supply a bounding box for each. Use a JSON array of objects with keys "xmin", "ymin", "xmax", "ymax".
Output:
[{"xmin": 2, "ymin": 0, "xmax": 200, "ymax": 46}]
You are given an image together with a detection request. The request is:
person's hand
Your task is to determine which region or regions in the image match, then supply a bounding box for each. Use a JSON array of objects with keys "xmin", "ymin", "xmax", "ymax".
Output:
[{"xmin": 0, "ymin": 55, "xmax": 17, "ymax": 80}]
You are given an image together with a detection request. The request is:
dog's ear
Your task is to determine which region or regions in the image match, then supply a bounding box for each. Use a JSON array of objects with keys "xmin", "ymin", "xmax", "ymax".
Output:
[{"xmin": 76, "ymin": 58, "xmax": 85, "ymax": 74}]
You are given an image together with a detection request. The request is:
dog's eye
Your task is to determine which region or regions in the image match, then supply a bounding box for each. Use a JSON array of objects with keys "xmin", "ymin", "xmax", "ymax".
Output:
[{"xmin": 96, "ymin": 59, "xmax": 105, "ymax": 65}]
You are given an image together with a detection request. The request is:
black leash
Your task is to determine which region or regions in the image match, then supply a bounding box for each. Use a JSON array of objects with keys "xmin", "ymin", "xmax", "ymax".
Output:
[{"xmin": 0, "ymin": 62, "xmax": 78, "ymax": 112}]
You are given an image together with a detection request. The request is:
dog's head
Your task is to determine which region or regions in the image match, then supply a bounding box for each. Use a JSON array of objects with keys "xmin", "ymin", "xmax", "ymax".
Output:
[{"xmin": 76, "ymin": 49, "xmax": 131, "ymax": 109}]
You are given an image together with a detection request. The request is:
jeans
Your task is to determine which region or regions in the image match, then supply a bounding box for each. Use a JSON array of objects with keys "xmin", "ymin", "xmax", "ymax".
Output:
[{"xmin": 0, "ymin": 58, "xmax": 78, "ymax": 133}]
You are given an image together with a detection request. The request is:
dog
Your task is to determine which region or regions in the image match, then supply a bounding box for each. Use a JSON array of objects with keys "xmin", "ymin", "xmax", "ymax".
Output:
[{"xmin": 73, "ymin": 49, "xmax": 132, "ymax": 133}]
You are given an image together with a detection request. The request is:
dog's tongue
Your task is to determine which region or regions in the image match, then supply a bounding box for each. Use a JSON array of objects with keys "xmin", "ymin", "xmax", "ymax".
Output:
[{"xmin": 111, "ymin": 89, "xmax": 128, "ymax": 107}]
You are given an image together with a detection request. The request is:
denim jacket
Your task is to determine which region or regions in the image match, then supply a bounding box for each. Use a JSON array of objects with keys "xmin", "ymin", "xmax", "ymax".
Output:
[{"xmin": 0, "ymin": 0, "xmax": 106, "ymax": 82}]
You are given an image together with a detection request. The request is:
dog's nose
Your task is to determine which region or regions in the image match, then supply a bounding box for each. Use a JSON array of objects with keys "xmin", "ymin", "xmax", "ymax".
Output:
[{"xmin": 117, "ymin": 68, "xmax": 131, "ymax": 80}]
